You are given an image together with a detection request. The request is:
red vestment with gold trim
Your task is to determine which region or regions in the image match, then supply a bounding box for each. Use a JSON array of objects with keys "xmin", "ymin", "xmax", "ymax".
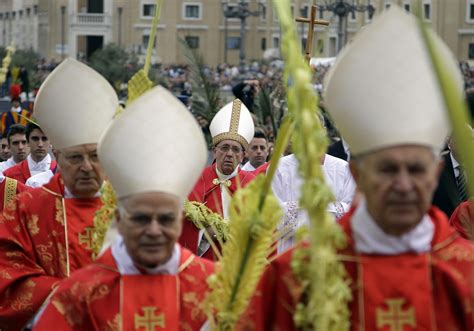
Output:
[
  {"xmin": 238, "ymin": 207, "xmax": 474, "ymax": 331},
  {"xmin": 0, "ymin": 173, "xmax": 103, "ymax": 331},
  {"xmin": 0, "ymin": 178, "xmax": 26, "ymax": 211},
  {"xmin": 180, "ymin": 164, "xmax": 255, "ymax": 260},
  {"xmin": 33, "ymin": 246, "xmax": 214, "ymax": 331}
]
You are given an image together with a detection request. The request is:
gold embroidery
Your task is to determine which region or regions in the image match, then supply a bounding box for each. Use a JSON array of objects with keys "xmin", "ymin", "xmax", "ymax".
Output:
[
  {"xmin": 134, "ymin": 306, "xmax": 166, "ymax": 330},
  {"xmin": 436, "ymin": 243, "xmax": 474, "ymax": 262},
  {"xmin": 3, "ymin": 177, "xmax": 17, "ymax": 208},
  {"xmin": 27, "ymin": 215, "xmax": 40, "ymax": 236},
  {"xmin": 55, "ymin": 198, "xmax": 64, "ymax": 225},
  {"xmin": 0, "ymin": 270, "xmax": 12, "ymax": 279},
  {"xmin": 11, "ymin": 279, "xmax": 35, "ymax": 312},
  {"xmin": 78, "ymin": 226, "xmax": 95, "ymax": 251},
  {"xmin": 376, "ymin": 298, "xmax": 416, "ymax": 331}
]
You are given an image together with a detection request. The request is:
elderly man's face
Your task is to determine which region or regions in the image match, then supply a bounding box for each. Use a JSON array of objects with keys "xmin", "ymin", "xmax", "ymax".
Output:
[
  {"xmin": 350, "ymin": 145, "xmax": 443, "ymax": 236},
  {"xmin": 55, "ymin": 144, "xmax": 105, "ymax": 198},
  {"xmin": 117, "ymin": 192, "xmax": 182, "ymax": 269},
  {"xmin": 213, "ymin": 139, "xmax": 244, "ymax": 175}
]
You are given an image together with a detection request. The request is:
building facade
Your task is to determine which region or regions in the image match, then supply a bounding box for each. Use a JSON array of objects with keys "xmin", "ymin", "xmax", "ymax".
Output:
[{"xmin": 0, "ymin": 0, "xmax": 472, "ymax": 65}]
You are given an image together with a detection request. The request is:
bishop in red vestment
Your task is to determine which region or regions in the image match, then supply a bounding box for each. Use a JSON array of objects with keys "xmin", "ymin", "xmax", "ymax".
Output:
[
  {"xmin": 0, "ymin": 58, "xmax": 118, "ymax": 330},
  {"xmin": 180, "ymin": 98, "xmax": 256, "ymax": 260},
  {"xmin": 239, "ymin": 6, "xmax": 473, "ymax": 331},
  {"xmin": 35, "ymin": 86, "xmax": 214, "ymax": 330}
]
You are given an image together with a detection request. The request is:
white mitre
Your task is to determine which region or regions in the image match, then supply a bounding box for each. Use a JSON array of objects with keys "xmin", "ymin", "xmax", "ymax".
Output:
[
  {"xmin": 34, "ymin": 58, "xmax": 118, "ymax": 150},
  {"xmin": 324, "ymin": 6, "xmax": 464, "ymax": 156},
  {"xmin": 210, "ymin": 99, "xmax": 255, "ymax": 149},
  {"xmin": 98, "ymin": 85, "xmax": 207, "ymax": 200}
]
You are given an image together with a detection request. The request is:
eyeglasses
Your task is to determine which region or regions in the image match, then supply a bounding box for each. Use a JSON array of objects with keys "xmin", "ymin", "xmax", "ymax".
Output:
[
  {"xmin": 61, "ymin": 152, "xmax": 99, "ymax": 165},
  {"xmin": 217, "ymin": 145, "xmax": 242, "ymax": 154},
  {"xmin": 29, "ymin": 136, "xmax": 49, "ymax": 142}
]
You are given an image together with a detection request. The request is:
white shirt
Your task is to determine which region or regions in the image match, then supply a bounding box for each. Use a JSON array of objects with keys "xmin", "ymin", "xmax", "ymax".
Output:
[
  {"xmin": 111, "ymin": 234, "xmax": 181, "ymax": 275},
  {"xmin": 352, "ymin": 198, "xmax": 434, "ymax": 254},
  {"xmin": 27, "ymin": 154, "xmax": 52, "ymax": 177},
  {"xmin": 241, "ymin": 161, "xmax": 257, "ymax": 172},
  {"xmin": 0, "ymin": 157, "xmax": 17, "ymax": 173},
  {"xmin": 272, "ymin": 154, "xmax": 356, "ymax": 253},
  {"xmin": 25, "ymin": 169, "xmax": 54, "ymax": 188}
]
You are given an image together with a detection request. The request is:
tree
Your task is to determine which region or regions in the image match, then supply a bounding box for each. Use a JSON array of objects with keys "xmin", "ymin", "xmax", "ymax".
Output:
[{"xmin": 89, "ymin": 43, "xmax": 138, "ymax": 91}]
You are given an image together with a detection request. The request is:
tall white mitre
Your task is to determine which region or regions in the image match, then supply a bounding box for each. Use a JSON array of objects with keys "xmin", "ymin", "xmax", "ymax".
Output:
[
  {"xmin": 98, "ymin": 86, "xmax": 207, "ymax": 200},
  {"xmin": 34, "ymin": 58, "xmax": 118, "ymax": 149},
  {"xmin": 210, "ymin": 99, "xmax": 255, "ymax": 149},
  {"xmin": 324, "ymin": 6, "xmax": 464, "ymax": 156}
]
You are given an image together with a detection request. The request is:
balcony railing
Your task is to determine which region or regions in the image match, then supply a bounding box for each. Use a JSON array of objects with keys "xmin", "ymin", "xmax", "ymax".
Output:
[{"xmin": 71, "ymin": 13, "xmax": 111, "ymax": 27}]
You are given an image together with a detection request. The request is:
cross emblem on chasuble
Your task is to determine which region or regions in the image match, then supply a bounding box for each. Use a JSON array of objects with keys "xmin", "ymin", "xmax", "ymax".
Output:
[
  {"xmin": 134, "ymin": 306, "xmax": 166, "ymax": 331},
  {"xmin": 376, "ymin": 298, "xmax": 416, "ymax": 331},
  {"xmin": 78, "ymin": 226, "xmax": 95, "ymax": 250}
]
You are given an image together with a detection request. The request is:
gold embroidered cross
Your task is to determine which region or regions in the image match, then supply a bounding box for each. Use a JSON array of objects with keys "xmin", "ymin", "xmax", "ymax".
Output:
[
  {"xmin": 295, "ymin": 5, "xmax": 330, "ymax": 63},
  {"xmin": 134, "ymin": 306, "xmax": 165, "ymax": 331},
  {"xmin": 78, "ymin": 227, "xmax": 95, "ymax": 250},
  {"xmin": 376, "ymin": 298, "xmax": 416, "ymax": 331}
]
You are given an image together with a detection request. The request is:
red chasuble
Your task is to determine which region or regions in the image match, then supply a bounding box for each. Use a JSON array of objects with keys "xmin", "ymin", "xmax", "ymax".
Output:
[
  {"xmin": 450, "ymin": 201, "xmax": 473, "ymax": 240},
  {"xmin": 0, "ymin": 177, "xmax": 26, "ymax": 211},
  {"xmin": 34, "ymin": 246, "xmax": 214, "ymax": 331},
  {"xmin": 0, "ymin": 173, "xmax": 103, "ymax": 331},
  {"xmin": 238, "ymin": 207, "xmax": 474, "ymax": 331},
  {"xmin": 3, "ymin": 158, "xmax": 57, "ymax": 184},
  {"xmin": 180, "ymin": 164, "xmax": 255, "ymax": 260}
]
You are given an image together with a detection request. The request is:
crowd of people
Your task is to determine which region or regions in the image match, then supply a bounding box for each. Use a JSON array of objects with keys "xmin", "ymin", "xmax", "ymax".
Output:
[{"xmin": 0, "ymin": 5, "xmax": 471, "ymax": 331}]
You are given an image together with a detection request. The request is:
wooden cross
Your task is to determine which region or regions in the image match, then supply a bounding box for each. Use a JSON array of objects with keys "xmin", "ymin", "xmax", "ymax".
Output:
[
  {"xmin": 295, "ymin": 5, "xmax": 330, "ymax": 63},
  {"xmin": 134, "ymin": 306, "xmax": 166, "ymax": 331}
]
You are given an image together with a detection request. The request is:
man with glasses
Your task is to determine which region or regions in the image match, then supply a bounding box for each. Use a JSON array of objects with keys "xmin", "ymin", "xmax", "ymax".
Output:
[
  {"xmin": 3, "ymin": 122, "xmax": 56, "ymax": 184},
  {"xmin": 180, "ymin": 99, "xmax": 256, "ymax": 260},
  {"xmin": 34, "ymin": 86, "xmax": 214, "ymax": 331},
  {"xmin": 0, "ymin": 58, "xmax": 117, "ymax": 330}
]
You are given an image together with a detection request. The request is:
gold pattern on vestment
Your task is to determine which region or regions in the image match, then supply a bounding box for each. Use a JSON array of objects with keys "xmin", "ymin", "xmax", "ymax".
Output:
[
  {"xmin": 4, "ymin": 177, "xmax": 17, "ymax": 208},
  {"xmin": 11, "ymin": 279, "xmax": 35, "ymax": 312},
  {"xmin": 27, "ymin": 214, "xmax": 40, "ymax": 236},
  {"xmin": 134, "ymin": 306, "xmax": 166, "ymax": 331},
  {"xmin": 212, "ymin": 178, "xmax": 231, "ymax": 187},
  {"xmin": 78, "ymin": 226, "xmax": 95, "ymax": 250},
  {"xmin": 436, "ymin": 243, "xmax": 474, "ymax": 262},
  {"xmin": 55, "ymin": 198, "xmax": 64, "ymax": 225},
  {"xmin": 376, "ymin": 298, "xmax": 416, "ymax": 331}
]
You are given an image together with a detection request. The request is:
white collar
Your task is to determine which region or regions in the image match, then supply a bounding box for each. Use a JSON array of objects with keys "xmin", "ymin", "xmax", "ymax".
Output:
[
  {"xmin": 64, "ymin": 185, "xmax": 101, "ymax": 199},
  {"xmin": 352, "ymin": 198, "xmax": 434, "ymax": 255},
  {"xmin": 450, "ymin": 152, "xmax": 460, "ymax": 169},
  {"xmin": 5, "ymin": 157, "xmax": 16, "ymax": 167},
  {"xmin": 27, "ymin": 154, "xmax": 51, "ymax": 172},
  {"xmin": 111, "ymin": 234, "xmax": 181, "ymax": 275},
  {"xmin": 11, "ymin": 106, "xmax": 22, "ymax": 113},
  {"xmin": 216, "ymin": 164, "xmax": 239, "ymax": 180},
  {"xmin": 241, "ymin": 161, "xmax": 256, "ymax": 171}
]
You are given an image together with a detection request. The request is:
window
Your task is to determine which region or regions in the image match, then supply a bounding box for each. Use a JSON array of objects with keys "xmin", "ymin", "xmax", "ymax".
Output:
[
  {"xmin": 469, "ymin": 43, "xmax": 474, "ymax": 59},
  {"xmin": 142, "ymin": 4, "xmax": 156, "ymax": 18},
  {"xmin": 349, "ymin": 10, "xmax": 356, "ymax": 22},
  {"xmin": 384, "ymin": 0, "xmax": 391, "ymax": 10},
  {"xmin": 403, "ymin": 1, "xmax": 411, "ymax": 12},
  {"xmin": 466, "ymin": 0, "xmax": 474, "ymax": 22},
  {"xmin": 365, "ymin": 0, "xmax": 374, "ymax": 22},
  {"xmin": 423, "ymin": 1, "xmax": 431, "ymax": 21},
  {"xmin": 183, "ymin": 3, "xmax": 201, "ymax": 20},
  {"xmin": 142, "ymin": 35, "xmax": 156, "ymax": 50},
  {"xmin": 300, "ymin": 5, "xmax": 309, "ymax": 18},
  {"xmin": 260, "ymin": 4, "xmax": 266, "ymax": 20},
  {"xmin": 226, "ymin": 37, "xmax": 241, "ymax": 49},
  {"xmin": 185, "ymin": 36, "xmax": 199, "ymax": 49},
  {"xmin": 272, "ymin": 36, "xmax": 280, "ymax": 48},
  {"xmin": 26, "ymin": 8, "xmax": 31, "ymax": 16},
  {"xmin": 261, "ymin": 37, "xmax": 266, "ymax": 51}
]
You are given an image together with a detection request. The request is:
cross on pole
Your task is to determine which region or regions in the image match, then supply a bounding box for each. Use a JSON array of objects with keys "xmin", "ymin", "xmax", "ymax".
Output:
[{"xmin": 295, "ymin": 5, "xmax": 330, "ymax": 63}]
